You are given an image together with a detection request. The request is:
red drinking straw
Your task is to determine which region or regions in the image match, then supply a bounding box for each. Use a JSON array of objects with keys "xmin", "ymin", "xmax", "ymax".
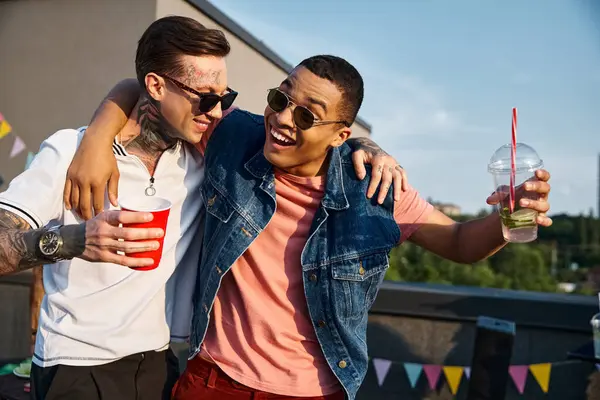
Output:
[{"xmin": 509, "ymin": 108, "xmax": 517, "ymax": 213}]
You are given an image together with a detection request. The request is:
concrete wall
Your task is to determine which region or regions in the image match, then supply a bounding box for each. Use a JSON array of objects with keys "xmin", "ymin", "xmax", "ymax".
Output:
[{"xmin": 0, "ymin": 0, "xmax": 156, "ymax": 191}]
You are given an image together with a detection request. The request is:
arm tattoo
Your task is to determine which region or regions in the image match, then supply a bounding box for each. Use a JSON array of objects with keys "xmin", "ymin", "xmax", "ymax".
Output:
[
  {"xmin": 0, "ymin": 210, "xmax": 43, "ymax": 275},
  {"xmin": 347, "ymin": 137, "xmax": 390, "ymax": 157},
  {"xmin": 0, "ymin": 210, "xmax": 87, "ymax": 275}
]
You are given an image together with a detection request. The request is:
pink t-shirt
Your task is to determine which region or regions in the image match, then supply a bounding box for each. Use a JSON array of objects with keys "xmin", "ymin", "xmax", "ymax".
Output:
[{"xmin": 199, "ymin": 169, "xmax": 433, "ymax": 396}]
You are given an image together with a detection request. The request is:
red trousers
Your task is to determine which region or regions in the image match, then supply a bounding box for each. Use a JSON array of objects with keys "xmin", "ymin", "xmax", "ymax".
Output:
[{"xmin": 171, "ymin": 356, "xmax": 345, "ymax": 400}]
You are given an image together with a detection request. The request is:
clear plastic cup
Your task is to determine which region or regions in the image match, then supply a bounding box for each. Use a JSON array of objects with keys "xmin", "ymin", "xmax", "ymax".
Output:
[
  {"xmin": 592, "ymin": 313, "xmax": 600, "ymax": 359},
  {"xmin": 488, "ymin": 143, "xmax": 543, "ymax": 243}
]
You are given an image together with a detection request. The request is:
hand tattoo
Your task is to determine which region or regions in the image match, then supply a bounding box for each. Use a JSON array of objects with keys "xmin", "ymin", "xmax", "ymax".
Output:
[
  {"xmin": 348, "ymin": 137, "xmax": 390, "ymax": 157},
  {"xmin": 0, "ymin": 210, "xmax": 86, "ymax": 275}
]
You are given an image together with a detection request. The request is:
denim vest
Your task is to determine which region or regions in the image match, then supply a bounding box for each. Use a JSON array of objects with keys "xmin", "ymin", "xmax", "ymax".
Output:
[{"xmin": 190, "ymin": 110, "xmax": 401, "ymax": 399}]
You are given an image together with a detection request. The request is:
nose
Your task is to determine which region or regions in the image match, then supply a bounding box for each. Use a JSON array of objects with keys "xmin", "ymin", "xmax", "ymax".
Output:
[
  {"xmin": 275, "ymin": 103, "xmax": 295, "ymax": 130},
  {"xmin": 207, "ymin": 102, "xmax": 223, "ymax": 120}
]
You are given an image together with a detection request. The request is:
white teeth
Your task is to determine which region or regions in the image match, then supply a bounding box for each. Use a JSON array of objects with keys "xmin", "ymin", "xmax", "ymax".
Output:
[{"xmin": 270, "ymin": 128, "xmax": 293, "ymax": 144}]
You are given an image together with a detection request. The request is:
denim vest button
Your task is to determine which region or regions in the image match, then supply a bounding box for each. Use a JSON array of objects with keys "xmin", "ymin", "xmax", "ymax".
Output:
[
  {"xmin": 338, "ymin": 360, "xmax": 347, "ymax": 369},
  {"xmin": 309, "ymin": 273, "xmax": 318, "ymax": 282},
  {"xmin": 318, "ymin": 320, "xmax": 326, "ymax": 328}
]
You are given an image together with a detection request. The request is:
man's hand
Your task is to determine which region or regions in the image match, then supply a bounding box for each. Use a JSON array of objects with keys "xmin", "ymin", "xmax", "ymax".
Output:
[
  {"xmin": 64, "ymin": 135, "xmax": 119, "ymax": 220},
  {"xmin": 78, "ymin": 210, "xmax": 164, "ymax": 268},
  {"xmin": 349, "ymin": 137, "xmax": 408, "ymax": 204},
  {"xmin": 64, "ymin": 78, "xmax": 142, "ymax": 220},
  {"xmin": 486, "ymin": 169, "xmax": 552, "ymax": 227}
]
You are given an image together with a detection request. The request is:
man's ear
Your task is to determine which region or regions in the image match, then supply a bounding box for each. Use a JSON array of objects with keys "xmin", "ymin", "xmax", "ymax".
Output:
[
  {"xmin": 330, "ymin": 126, "xmax": 352, "ymax": 148},
  {"xmin": 144, "ymin": 73, "xmax": 166, "ymax": 101}
]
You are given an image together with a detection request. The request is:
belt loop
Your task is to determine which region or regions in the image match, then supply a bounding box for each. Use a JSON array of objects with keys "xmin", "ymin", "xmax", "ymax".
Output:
[{"xmin": 207, "ymin": 367, "xmax": 218, "ymax": 389}]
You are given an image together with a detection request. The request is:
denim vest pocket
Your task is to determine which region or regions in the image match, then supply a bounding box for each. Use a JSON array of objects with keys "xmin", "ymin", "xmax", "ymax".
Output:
[
  {"xmin": 330, "ymin": 252, "xmax": 389, "ymax": 321},
  {"xmin": 201, "ymin": 180, "xmax": 235, "ymax": 223}
]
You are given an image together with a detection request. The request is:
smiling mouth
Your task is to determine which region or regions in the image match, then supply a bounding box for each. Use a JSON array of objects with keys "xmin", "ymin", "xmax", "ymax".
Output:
[
  {"xmin": 193, "ymin": 119, "xmax": 209, "ymax": 129},
  {"xmin": 270, "ymin": 128, "xmax": 296, "ymax": 146}
]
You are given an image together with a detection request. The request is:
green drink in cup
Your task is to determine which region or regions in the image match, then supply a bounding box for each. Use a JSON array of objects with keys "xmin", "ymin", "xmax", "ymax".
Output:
[{"xmin": 488, "ymin": 143, "xmax": 543, "ymax": 243}]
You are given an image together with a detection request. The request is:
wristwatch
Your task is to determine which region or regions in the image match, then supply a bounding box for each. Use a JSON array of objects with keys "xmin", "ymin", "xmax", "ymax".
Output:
[{"xmin": 37, "ymin": 225, "xmax": 65, "ymax": 262}]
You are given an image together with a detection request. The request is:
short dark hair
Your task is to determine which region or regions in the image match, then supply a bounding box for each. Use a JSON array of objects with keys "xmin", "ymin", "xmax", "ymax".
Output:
[
  {"xmin": 135, "ymin": 16, "xmax": 230, "ymax": 88},
  {"xmin": 298, "ymin": 55, "xmax": 364, "ymax": 125}
]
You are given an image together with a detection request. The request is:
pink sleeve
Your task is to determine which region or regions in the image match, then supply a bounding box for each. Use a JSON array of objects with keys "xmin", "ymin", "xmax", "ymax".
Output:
[
  {"xmin": 393, "ymin": 184, "xmax": 434, "ymax": 244},
  {"xmin": 194, "ymin": 106, "xmax": 239, "ymax": 157}
]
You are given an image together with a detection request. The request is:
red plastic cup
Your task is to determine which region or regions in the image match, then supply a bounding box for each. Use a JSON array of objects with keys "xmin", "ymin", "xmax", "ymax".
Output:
[{"xmin": 119, "ymin": 197, "xmax": 172, "ymax": 271}]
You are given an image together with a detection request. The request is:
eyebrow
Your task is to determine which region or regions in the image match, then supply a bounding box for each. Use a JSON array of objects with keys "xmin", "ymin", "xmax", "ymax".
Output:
[{"xmin": 280, "ymin": 79, "xmax": 328, "ymax": 113}]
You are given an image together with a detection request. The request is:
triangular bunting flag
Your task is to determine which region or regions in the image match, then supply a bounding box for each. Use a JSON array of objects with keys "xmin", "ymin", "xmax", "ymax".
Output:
[
  {"xmin": 0, "ymin": 120, "xmax": 12, "ymax": 139},
  {"xmin": 403, "ymin": 363, "xmax": 422, "ymax": 389},
  {"xmin": 529, "ymin": 363, "xmax": 551, "ymax": 393},
  {"xmin": 10, "ymin": 136, "xmax": 26, "ymax": 158},
  {"xmin": 464, "ymin": 367, "xmax": 471, "ymax": 379},
  {"xmin": 423, "ymin": 364, "xmax": 442, "ymax": 390},
  {"xmin": 25, "ymin": 152, "xmax": 35, "ymax": 169},
  {"xmin": 0, "ymin": 112, "xmax": 4, "ymax": 122},
  {"xmin": 509, "ymin": 365, "xmax": 529, "ymax": 394},
  {"xmin": 443, "ymin": 366, "xmax": 464, "ymax": 395},
  {"xmin": 372, "ymin": 358, "xmax": 392, "ymax": 387}
]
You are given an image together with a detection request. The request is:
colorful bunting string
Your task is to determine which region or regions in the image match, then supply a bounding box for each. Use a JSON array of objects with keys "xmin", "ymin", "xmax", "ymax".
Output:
[
  {"xmin": 443, "ymin": 366, "xmax": 464, "ymax": 395},
  {"xmin": 372, "ymin": 358, "xmax": 392, "ymax": 387},
  {"xmin": 423, "ymin": 364, "xmax": 442, "ymax": 390},
  {"xmin": 371, "ymin": 358, "xmax": 556, "ymax": 396},
  {"xmin": 463, "ymin": 366, "xmax": 471, "ymax": 379},
  {"xmin": 0, "ymin": 112, "xmax": 30, "ymax": 163},
  {"xmin": 529, "ymin": 363, "xmax": 551, "ymax": 394},
  {"xmin": 509, "ymin": 365, "xmax": 529, "ymax": 394},
  {"xmin": 10, "ymin": 136, "xmax": 26, "ymax": 158},
  {"xmin": 25, "ymin": 152, "xmax": 35, "ymax": 169},
  {"xmin": 403, "ymin": 363, "xmax": 422, "ymax": 389},
  {"xmin": 0, "ymin": 119, "xmax": 11, "ymax": 140}
]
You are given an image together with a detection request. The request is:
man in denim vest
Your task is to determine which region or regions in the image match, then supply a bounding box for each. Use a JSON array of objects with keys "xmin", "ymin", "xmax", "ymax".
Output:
[{"xmin": 170, "ymin": 55, "xmax": 553, "ymax": 399}]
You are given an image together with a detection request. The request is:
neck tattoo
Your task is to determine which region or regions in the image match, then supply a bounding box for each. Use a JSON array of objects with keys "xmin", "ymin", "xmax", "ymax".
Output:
[{"xmin": 123, "ymin": 96, "xmax": 178, "ymax": 178}]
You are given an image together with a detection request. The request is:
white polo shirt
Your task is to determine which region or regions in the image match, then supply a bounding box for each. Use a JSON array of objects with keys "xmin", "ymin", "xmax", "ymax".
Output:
[{"xmin": 0, "ymin": 128, "xmax": 204, "ymax": 367}]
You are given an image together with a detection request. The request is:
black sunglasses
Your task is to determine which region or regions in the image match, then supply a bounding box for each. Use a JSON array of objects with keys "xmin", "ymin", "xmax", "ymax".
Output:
[
  {"xmin": 266, "ymin": 88, "xmax": 350, "ymax": 130},
  {"xmin": 160, "ymin": 74, "xmax": 238, "ymax": 114}
]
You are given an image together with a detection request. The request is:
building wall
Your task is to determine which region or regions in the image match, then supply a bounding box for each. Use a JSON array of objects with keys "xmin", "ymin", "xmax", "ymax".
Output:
[{"xmin": 0, "ymin": 0, "xmax": 156, "ymax": 191}]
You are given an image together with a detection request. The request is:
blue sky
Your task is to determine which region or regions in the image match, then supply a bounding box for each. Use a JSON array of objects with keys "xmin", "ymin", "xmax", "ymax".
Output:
[{"xmin": 210, "ymin": 0, "xmax": 600, "ymax": 216}]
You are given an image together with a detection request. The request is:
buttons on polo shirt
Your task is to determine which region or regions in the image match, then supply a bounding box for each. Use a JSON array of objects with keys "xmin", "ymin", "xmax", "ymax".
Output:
[
  {"xmin": 309, "ymin": 273, "xmax": 318, "ymax": 282},
  {"xmin": 338, "ymin": 360, "xmax": 347, "ymax": 369},
  {"xmin": 318, "ymin": 320, "xmax": 326, "ymax": 328}
]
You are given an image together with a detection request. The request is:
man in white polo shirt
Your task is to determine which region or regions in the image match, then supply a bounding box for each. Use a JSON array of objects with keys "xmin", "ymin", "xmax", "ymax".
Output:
[{"xmin": 0, "ymin": 16, "xmax": 234, "ymax": 400}]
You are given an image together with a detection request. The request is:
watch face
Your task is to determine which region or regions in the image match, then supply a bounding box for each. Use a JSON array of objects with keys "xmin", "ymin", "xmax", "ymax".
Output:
[{"xmin": 39, "ymin": 231, "xmax": 60, "ymax": 256}]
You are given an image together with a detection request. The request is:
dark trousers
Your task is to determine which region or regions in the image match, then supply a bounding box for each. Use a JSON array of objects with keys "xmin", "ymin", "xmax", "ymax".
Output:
[
  {"xmin": 31, "ymin": 348, "xmax": 180, "ymax": 400},
  {"xmin": 171, "ymin": 356, "xmax": 345, "ymax": 400}
]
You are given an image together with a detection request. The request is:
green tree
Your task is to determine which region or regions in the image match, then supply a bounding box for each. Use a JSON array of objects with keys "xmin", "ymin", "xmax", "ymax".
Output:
[{"xmin": 579, "ymin": 215, "xmax": 588, "ymax": 246}]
